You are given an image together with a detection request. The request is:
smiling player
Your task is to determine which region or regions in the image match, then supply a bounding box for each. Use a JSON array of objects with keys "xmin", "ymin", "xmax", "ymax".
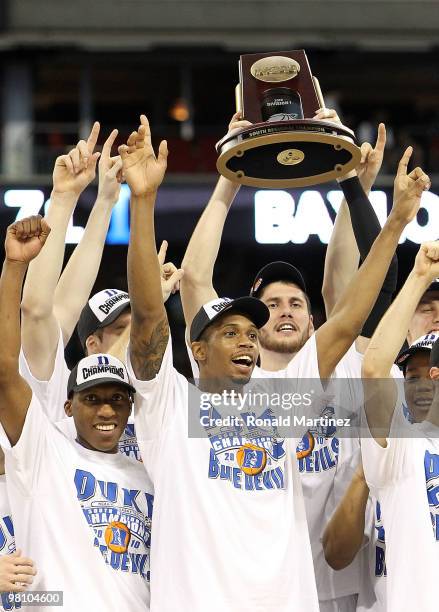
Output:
[{"xmin": 0, "ymin": 215, "xmax": 153, "ymax": 611}]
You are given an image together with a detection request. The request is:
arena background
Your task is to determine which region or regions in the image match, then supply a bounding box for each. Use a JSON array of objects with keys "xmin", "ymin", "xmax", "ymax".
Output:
[{"xmin": 0, "ymin": 0, "xmax": 438, "ymax": 373}]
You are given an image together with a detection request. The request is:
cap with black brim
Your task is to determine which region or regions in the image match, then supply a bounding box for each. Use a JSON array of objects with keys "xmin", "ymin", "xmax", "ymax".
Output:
[
  {"xmin": 396, "ymin": 332, "xmax": 439, "ymax": 371},
  {"xmin": 190, "ymin": 296, "xmax": 270, "ymax": 343},
  {"xmin": 77, "ymin": 289, "xmax": 130, "ymax": 351},
  {"xmin": 250, "ymin": 261, "xmax": 306, "ymax": 296},
  {"xmin": 67, "ymin": 353, "xmax": 136, "ymax": 397}
]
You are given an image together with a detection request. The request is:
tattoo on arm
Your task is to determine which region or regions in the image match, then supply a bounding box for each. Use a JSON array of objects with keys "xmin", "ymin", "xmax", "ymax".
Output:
[{"xmin": 130, "ymin": 316, "xmax": 169, "ymax": 380}]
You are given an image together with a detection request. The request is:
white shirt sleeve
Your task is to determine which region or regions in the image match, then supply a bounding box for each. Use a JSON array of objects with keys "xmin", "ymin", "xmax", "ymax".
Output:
[
  {"xmin": 3, "ymin": 394, "xmax": 52, "ymax": 493},
  {"xmin": 360, "ymin": 384, "xmax": 416, "ymax": 492},
  {"xmin": 361, "ymin": 434, "xmax": 416, "ymax": 493},
  {"xmin": 19, "ymin": 324, "xmax": 70, "ymax": 422}
]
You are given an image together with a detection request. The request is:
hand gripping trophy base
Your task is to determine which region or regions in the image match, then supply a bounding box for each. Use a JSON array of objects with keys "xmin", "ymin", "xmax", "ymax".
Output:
[{"xmin": 216, "ymin": 119, "xmax": 361, "ymax": 189}]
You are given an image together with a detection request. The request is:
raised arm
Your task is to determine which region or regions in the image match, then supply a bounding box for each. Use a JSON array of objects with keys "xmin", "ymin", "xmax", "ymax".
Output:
[
  {"xmin": 180, "ymin": 113, "xmax": 250, "ymax": 327},
  {"xmin": 322, "ymin": 122, "xmax": 387, "ymax": 317},
  {"xmin": 0, "ymin": 216, "xmax": 50, "ymax": 445},
  {"xmin": 363, "ymin": 243, "xmax": 439, "ymax": 378},
  {"xmin": 20, "ymin": 123, "xmax": 101, "ymax": 379},
  {"xmin": 122, "ymin": 115, "xmax": 170, "ymax": 381},
  {"xmin": 53, "ymin": 129, "xmax": 123, "ymax": 343},
  {"xmin": 322, "ymin": 463, "xmax": 369, "ymax": 570},
  {"xmin": 104, "ymin": 241, "xmax": 182, "ymax": 364},
  {"xmin": 361, "ymin": 241, "xmax": 439, "ymax": 444},
  {"xmin": 316, "ymin": 148, "xmax": 430, "ymax": 379}
]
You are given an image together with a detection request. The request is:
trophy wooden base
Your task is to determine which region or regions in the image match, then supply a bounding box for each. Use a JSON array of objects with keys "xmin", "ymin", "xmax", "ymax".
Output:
[{"xmin": 216, "ymin": 120, "xmax": 361, "ymax": 188}]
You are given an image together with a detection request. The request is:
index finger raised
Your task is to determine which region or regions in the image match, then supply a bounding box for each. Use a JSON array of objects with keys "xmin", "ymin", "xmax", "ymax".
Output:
[
  {"xmin": 374, "ymin": 123, "xmax": 386, "ymax": 154},
  {"xmin": 157, "ymin": 240, "xmax": 168, "ymax": 265},
  {"xmin": 140, "ymin": 115, "xmax": 151, "ymax": 142},
  {"xmin": 86, "ymin": 121, "xmax": 101, "ymax": 153},
  {"xmin": 397, "ymin": 146, "xmax": 413, "ymax": 176},
  {"xmin": 101, "ymin": 129, "xmax": 119, "ymax": 161}
]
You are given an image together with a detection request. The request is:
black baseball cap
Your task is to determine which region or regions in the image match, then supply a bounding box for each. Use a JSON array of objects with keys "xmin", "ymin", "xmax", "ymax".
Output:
[
  {"xmin": 250, "ymin": 261, "xmax": 306, "ymax": 297},
  {"xmin": 425, "ymin": 279, "xmax": 439, "ymax": 293},
  {"xmin": 396, "ymin": 332, "xmax": 439, "ymax": 372},
  {"xmin": 77, "ymin": 289, "xmax": 130, "ymax": 350},
  {"xmin": 190, "ymin": 297, "xmax": 270, "ymax": 342},
  {"xmin": 67, "ymin": 353, "xmax": 136, "ymax": 397}
]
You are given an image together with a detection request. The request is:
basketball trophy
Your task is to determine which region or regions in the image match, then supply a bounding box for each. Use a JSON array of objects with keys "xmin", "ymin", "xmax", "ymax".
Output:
[{"xmin": 216, "ymin": 50, "xmax": 361, "ymax": 188}]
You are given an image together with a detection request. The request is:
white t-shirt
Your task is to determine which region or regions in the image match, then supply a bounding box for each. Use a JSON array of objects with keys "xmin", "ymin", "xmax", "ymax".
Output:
[
  {"xmin": 19, "ymin": 327, "xmax": 142, "ymax": 462},
  {"xmin": 362, "ymin": 412, "xmax": 439, "ymax": 612},
  {"xmin": 357, "ymin": 376, "xmax": 408, "ymax": 612},
  {"xmin": 187, "ymin": 334, "xmax": 363, "ymax": 602},
  {"xmin": 293, "ymin": 344, "xmax": 364, "ymax": 602},
  {"xmin": 19, "ymin": 327, "xmax": 69, "ymax": 423},
  {"xmin": 130, "ymin": 335, "xmax": 324, "ymax": 612},
  {"xmin": 2, "ymin": 395, "xmax": 153, "ymax": 612},
  {"xmin": 244, "ymin": 343, "xmax": 371, "ymax": 602}
]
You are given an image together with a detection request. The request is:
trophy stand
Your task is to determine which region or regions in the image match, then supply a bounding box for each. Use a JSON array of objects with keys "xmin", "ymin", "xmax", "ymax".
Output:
[{"xmin": 216, "ymin": 50, "xmax": 361, "ymax": 188}]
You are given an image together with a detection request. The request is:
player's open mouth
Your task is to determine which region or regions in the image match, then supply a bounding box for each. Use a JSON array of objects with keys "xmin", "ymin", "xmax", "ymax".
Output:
[
  {"xmin": 276, "ymin": 323, "xmax": 296, "ymax": 333},
  {"xmin": 231, "ymin": 354, "xmax": 254, "ymax": 369},
  {"xmin": 94, "ymin": 424, "xmax": 117, "ymax": 431},
  {"xmin": 414, "ymin": 398, "xmax": 432, "ymax": 407}
]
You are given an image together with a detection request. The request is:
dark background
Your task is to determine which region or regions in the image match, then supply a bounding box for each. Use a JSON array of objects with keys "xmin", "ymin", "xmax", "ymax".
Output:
[{"xmin": 1, "ymin": 0, "xmax": 439, "ymax": 374}]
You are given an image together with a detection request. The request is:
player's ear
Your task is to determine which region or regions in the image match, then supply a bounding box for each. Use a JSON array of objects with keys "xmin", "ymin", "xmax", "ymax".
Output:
[
  {"xmin": 64, "ymin": 399, "xmax": 73, "ymax": 417},
  {"xmin": 308, "ymin": 314, "xmax": 314, "ymax": 335},
  {"xmin": 85, "ymin": 333, "xmax": 100, "ymax": 354},
  {"xmin": 429, "ymin": 366, "xmax": 439, "ymax": 380},
  {"xmin": 191, "ymin": 341, "xmax": 207, "ymax": 363}
]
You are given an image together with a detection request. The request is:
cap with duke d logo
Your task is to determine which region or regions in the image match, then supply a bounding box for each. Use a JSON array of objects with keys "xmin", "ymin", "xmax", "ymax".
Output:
[
  {"xmin": 396, "ymin": 332, "xmax": 439, "ymax": 372},
  {"xmin": 67, "ymin": 353, "xmax": 136, "ymax": 397}
]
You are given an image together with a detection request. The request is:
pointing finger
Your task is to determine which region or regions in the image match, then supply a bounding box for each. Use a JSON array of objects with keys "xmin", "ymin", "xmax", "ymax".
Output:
[
  {"xmin": 157, "ymin": 240, "xmax": 168, "ymax": 265},
  {"xmin": 101, "ymin": 129, "xmax": 119, "ymax": 162},
  {"xmin": 86, "ymin": 121, "xmax": 100, "ymax": 153},
  {"xmin": 157, "ymin": 140, "xmax": 168, "ymax": 164},
  {"xmin": 375, "ymin": 123, "xmax": 386, "ymax": 154},
  {"xmin": 140, "ymin": 115, "xmax": 151, "ymax": 135},
  {"xmin": 397, "ymin": 146, "xmax": 413, "ymax": 176}
]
